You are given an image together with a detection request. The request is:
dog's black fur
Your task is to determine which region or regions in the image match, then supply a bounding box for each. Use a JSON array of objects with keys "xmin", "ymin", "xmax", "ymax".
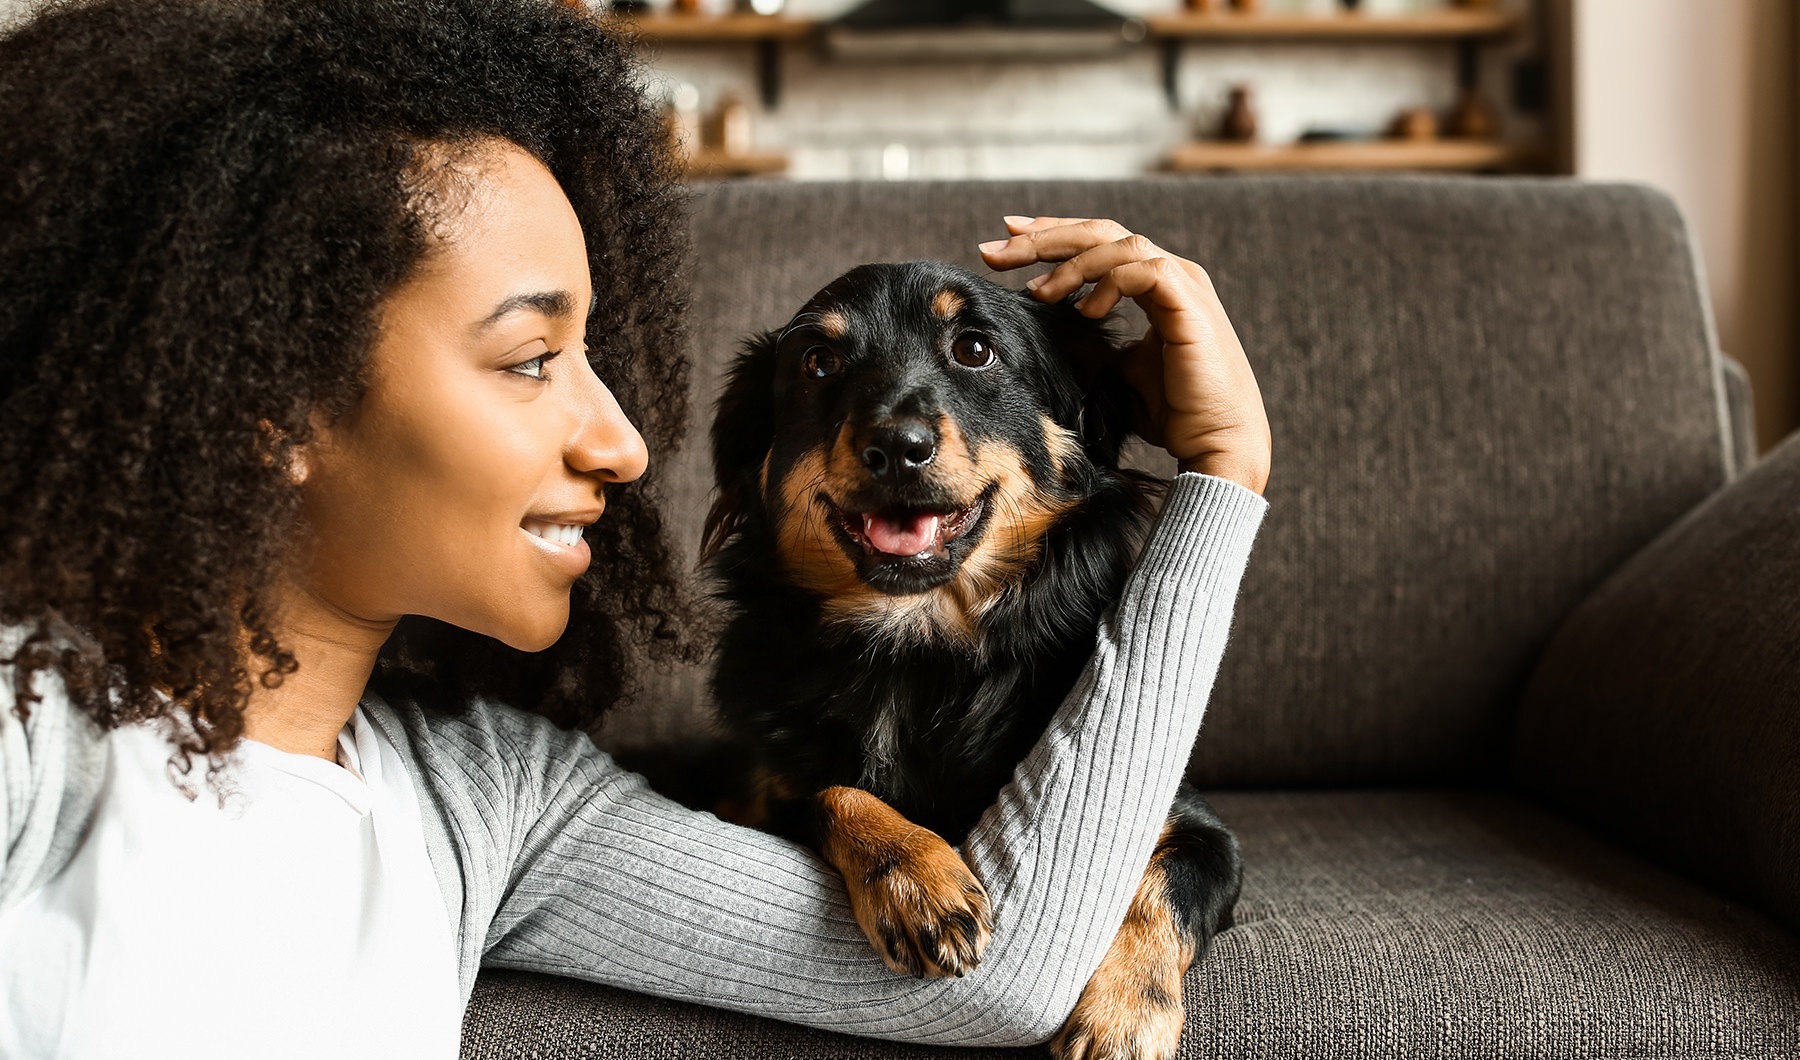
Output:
[{"xmin": 652, "ymin": 260, "xmax": 1241, "ymax": 1048}]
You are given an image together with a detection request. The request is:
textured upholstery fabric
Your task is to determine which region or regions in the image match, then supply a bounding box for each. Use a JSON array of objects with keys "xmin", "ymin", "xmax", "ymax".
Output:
[
  {"xmin": 1515, "ymin": 431, "xmax": 1800, "ymax": 934},
  {"xmin": 601, "ymin": 177, "xmax": 1735, "ymax": 788},
  {"xmin": 462, "ymin": 792, "xmax": 1800, "ymax": 1059}
]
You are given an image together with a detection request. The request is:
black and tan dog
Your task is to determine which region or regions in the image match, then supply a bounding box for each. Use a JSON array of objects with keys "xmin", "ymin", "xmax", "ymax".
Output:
[{"xmin": 691, "ymin": 260, "xmax": 1242, "ymax": 1058}]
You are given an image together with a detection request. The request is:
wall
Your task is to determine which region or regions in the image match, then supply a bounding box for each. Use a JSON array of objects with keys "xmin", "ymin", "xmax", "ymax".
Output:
[
  {"xmin": 1572, "ymin": 0, "xmax": 1797, "ymax": 452},
  {"xmin": 643, "ymin": 0, "xmax": 1546, "ymax": 180}
]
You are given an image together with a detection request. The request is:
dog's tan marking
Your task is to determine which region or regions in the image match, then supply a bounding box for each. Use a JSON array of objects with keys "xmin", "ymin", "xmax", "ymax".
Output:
[
  {"xmin": 816, "ymin": 785, "xmax": 993, "ymax": 979},
  {"xmin": 946, "ymin": 425, "xmax": 1079, "ymax": 620},
  {"xmin": 930, "ymin": 415, "xmax": 988, "ymax": 503},
  {"xmin": 1043, "ymin": 415, "xmax": 1083, "ymax": 481},
  {"xmin": 758, "ymin": 448, "xmax": 773, "ymax": 494},
  {"xmin": 1051, "ymin": 824, "xmax": 1193, "ymax": 1060},
  {"xmin": 774, "ymin": 447, "xmax": 875, "ymax": 602},
  {"xmin": 825, "ymin": 419, "xmax": 872, "ymax": 499},
  {"xmin": 818, "ymin": 309, "xmax": 849, "ymax": 338},
  {"xmin": 931, "ymin": 288, "xmax": 964, "ymax": 321}
]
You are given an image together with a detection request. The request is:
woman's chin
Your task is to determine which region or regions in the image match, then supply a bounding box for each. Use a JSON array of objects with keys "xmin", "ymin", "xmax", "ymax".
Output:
[{"xmin": 486, "ymin": 605, "xmax": 572, "ymax": 654}]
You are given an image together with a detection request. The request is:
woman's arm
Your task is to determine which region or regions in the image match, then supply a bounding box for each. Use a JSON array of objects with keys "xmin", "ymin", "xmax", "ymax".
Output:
[{"xmin": 384, "ymin": 470, "xmax": 1264, "ymax": 1046}]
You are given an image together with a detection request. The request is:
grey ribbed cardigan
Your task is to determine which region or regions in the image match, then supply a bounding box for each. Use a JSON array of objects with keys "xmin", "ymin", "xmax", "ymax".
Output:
[{"xmin": 0, "ymin": 472, "xmax": 1265, "ymax": 1048}]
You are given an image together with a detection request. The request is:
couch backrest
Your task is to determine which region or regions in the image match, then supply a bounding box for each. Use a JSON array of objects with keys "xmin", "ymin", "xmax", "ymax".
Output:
[{"xmin": 602, "ymin": 177, "xmax": 1735, "ymax": 788}]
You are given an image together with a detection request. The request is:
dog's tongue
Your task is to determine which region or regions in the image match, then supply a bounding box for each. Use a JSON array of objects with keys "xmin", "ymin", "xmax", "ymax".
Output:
[{"xmin": 863, "ymin": 512, "xmax": 941, "ymax": 556}]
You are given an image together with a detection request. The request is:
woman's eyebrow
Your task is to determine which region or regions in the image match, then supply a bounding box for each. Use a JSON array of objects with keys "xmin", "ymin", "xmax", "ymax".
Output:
[{"xmin": 476, "ymin": 290, "xmax": 575, "ymax": 331}]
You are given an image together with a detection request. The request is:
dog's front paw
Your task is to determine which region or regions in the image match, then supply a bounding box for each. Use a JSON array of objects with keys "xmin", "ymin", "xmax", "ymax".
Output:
[
  {"xmin": 1050, "ymin": 969, "xmax": 1185, "ymax": 1060},
  {"xmin": 848, "ymin": 831, "xmax": 993, "ymax": 978},
  {"xmin": 817, "ymin": 787, "xmax": 993, "ymax": 978}
]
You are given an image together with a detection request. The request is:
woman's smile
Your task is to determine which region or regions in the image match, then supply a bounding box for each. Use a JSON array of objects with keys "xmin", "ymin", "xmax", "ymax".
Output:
[{"xmin": 521, "ymin": 510, "xmax": 602, "ymax": 578}]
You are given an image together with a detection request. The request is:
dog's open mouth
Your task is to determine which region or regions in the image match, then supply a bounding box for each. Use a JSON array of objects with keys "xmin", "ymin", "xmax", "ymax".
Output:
[
  {"xmin": 842, "ymin": 497, "xmax": 985, "ymax": 558},
  {"xmin": 824, "ymin": 486, "xmax": 995, "ymax": 594}
]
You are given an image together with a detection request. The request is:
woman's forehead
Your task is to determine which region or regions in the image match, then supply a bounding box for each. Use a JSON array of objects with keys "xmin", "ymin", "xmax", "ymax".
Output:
[{"xmin": 396, "ymin": 143, "xmax": 593, "ymax": 327}]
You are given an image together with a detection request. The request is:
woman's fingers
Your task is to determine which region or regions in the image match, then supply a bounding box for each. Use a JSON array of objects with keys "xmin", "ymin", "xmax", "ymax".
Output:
[
  {"xmin": 978, "ymin": 218, "xmax": 1212, "ymax": 305},
  {"xmin": 977, "ymin": 216, "xmax": 1131, "ymax": 273},
  {"xmin": 1073, "ymin": 257, "xmax": 1212, "ymax": 331}
]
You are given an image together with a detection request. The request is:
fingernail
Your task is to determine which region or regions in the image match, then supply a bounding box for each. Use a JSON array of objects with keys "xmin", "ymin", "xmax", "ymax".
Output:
[
  {"xmin": 1025, "ymin": 275, "xmax": 1044, "ymax": 291},
  {"xmin": 1003, "ymin": 215, "xmax": 1035, "ymax": 227},
  {"xmin": 977, "ymin": 239, "xmax": 1007, "ymax": 254}
]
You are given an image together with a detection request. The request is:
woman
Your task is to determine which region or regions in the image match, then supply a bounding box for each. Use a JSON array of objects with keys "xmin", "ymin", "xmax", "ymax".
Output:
[{"xmin": 0, "ymin": 1, "xmax": 1270, "ymax": 1057}]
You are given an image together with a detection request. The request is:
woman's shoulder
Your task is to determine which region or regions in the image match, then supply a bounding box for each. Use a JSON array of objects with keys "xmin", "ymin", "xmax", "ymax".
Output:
[
  {"xmin": 359, "ymin": 687, "xmax": 610, "ymax": 805},
  {"xmin": 1, "ymin": 622, "xmax": 112, "ymax": 914}
]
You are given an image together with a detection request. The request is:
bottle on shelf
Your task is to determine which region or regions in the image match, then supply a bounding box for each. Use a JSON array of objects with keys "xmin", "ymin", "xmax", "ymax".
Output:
[
  {"xmin": 1448, "ymin": 86, "xmax": 1501, "ymax": 139},
  {"xmin": 713, "ymin": 92, "xmax": 753, "ymax": 157},
  {"xmin": 1219, "ymin": 85, "xmax": 1259, "ymax": 142},
  {"xmin": 1391, "ymin": 106, "xmax": 1439, "ymax": 141}
]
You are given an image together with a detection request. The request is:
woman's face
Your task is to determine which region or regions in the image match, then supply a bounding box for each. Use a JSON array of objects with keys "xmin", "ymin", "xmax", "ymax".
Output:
[{"xmin": 297, "ymin": 142, "xmax": 647, "ymax": 651}]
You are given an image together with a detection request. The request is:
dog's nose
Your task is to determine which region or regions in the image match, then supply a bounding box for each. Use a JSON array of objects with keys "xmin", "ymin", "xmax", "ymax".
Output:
[{"xmin": 861, "ymin": 419, "xmax": 937, "ymax": 481}]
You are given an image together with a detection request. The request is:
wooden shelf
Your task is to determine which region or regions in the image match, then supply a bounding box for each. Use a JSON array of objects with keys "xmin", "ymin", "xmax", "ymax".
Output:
[
  {"xmin": 618, "ymin": 13, "xmax": 816, "ymax": 108},
  {"xmin": 682, "ymin": 149, "xmax": 789, "ymax": 180},
  {"xmin": 622, "ymin": 13, "xmax": 817, "ymax": 43},
  {"xmin": 1146, "ymin": 9, "xmax": 1518, "ymax": 41},
  {"xmin": 1165, "ymin": 138, "xmax": 1526, "ymax": 173}
]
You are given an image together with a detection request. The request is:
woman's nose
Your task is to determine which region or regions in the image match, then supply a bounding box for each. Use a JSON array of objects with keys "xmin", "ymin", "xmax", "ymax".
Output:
[{"xmin": 569, "ymin": 365, "xmax": 649, "ymax": 484}]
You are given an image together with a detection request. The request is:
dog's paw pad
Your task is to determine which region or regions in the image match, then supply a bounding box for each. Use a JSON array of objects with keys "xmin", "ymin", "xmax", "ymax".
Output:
[{"xmin": 848, "ymin": 835, "xmax": 993, "ymax": 979}]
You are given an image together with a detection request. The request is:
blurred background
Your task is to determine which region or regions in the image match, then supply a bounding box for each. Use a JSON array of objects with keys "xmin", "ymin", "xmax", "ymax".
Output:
[
  {"xmin": 619, "ymin": 0, "xmax": 1796, "ymax": 451},
  {"xmin": 3, "ymin": 0, "xmax": 1791, "ymax": 449}
]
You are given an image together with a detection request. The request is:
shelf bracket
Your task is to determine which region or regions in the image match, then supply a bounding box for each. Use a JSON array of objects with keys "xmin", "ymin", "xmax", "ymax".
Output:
[
  {"xmin": 1456, "ymin": 38, "xmax": 1479, "ymax": 89},
  {"xmin": 1161, "ymin": 38, "xmax": 1181, "ymax": 110},
  {"xmin": 758, "ymin": 39, "xmax": 782, "ymax": 109}
]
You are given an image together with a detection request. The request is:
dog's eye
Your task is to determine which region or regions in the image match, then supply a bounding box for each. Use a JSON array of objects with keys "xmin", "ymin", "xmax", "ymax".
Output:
[
  {"xmin": 800, "ymin": 346, "xmax": 842, "ymax": 379},
  {"xmin": 951, "ymin": 333, "xmax": 997, "ymax": 370}
]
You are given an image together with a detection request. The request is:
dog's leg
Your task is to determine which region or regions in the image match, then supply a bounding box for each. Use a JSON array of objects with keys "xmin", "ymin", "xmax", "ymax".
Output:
[
  {"xmin": 1052, "ymin": 788, "xmax": 1242, "ymax": 1060},
  {"xmin": 811, "ymin": 785, "xmax": 994, "ymax": 978}
]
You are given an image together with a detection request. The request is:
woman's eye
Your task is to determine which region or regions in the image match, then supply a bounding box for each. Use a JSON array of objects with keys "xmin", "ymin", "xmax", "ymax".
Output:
[
  {"xmin": 509, "ymin": 348, "xmax": 563, "ymax": 380},
  {"xmin": 951, "ymin": 333, "xmax": 996, "ymax": 369},
  {"xmin": 800, "ymin": 345, "xmax": 841, "ymax": 379}
]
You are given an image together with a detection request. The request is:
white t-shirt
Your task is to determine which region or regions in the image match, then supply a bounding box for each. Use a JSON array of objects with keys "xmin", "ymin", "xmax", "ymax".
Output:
[{"xmin": 0, "ymin": 705, "xmax": 462, "ymax": 1059}]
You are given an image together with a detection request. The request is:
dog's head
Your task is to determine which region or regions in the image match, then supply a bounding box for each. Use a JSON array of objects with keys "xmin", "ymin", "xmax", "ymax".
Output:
[{"xmin": 703, "ymin": 261, "xmax": 1141, "ymax": 643}]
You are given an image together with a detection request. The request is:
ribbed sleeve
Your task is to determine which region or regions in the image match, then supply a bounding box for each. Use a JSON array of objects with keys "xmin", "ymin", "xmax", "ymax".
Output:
[{"xmin": 366, "ymin": 472, "xmax": 1267, "ymax": 1047}]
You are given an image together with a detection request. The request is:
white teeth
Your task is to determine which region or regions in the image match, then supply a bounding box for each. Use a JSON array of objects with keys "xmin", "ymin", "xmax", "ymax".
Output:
[{"xmin": 524, "ymin": 519, "xmax": 584, "ymax": 547}]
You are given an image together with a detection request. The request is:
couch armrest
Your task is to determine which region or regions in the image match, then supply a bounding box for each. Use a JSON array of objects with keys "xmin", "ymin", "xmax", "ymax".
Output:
[
  {"xmin": 1720, "ymin": 353, "xmax": 1757, "ymax": 476},
  {"xmin": 1514, "ymin": 431, "xmax": 1800, "ymax": 932}
]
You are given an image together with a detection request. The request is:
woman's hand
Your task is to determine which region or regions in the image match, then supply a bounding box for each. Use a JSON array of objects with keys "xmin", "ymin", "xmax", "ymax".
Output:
[{"xmin": 978, "ymin": 215, "xmax": 1271, "ymax": 495}]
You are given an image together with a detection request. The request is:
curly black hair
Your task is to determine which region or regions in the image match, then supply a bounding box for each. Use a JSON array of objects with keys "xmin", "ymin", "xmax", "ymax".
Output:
[{"xmin": 0, "ymin": 0, "xmax": 698, "ymax": 777}]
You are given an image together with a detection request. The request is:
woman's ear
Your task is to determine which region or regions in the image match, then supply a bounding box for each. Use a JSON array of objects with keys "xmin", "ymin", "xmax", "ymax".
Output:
[
  {"xmin": 700, "ymin": 331, "xmax": 781, "ymax": 563},
  {"xmin": 258, "ymin": 417, "xmax": 312, "ymax": 485}
]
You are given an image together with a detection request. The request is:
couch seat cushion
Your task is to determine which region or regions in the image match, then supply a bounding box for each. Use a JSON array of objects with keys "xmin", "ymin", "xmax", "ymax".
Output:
[{"xmin": 462, "ymin": 791, "xmax": 1800, "ymax": 1059}]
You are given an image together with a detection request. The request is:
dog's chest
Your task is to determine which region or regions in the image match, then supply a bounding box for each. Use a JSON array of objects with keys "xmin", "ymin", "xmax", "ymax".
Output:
[{"xmin": 827, "ymin": 662, "xmax": 1047, "ymax": 833}]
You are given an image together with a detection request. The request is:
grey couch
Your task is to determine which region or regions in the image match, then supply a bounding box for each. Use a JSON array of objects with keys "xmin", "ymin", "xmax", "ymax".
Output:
[{"xmin": 461, "ymin": 178, "xmax": 1800, "ymax": 1058}]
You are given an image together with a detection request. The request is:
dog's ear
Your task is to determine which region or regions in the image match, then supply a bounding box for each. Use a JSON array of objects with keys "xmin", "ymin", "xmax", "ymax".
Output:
[
  {"xmin": 701, "ymin": 330, "xmax": 782, "ymax": 564},
  {"xmin": 1037, "ymin": 299, "xmax": 1137, "ymax": 470},
  {"xmin": 1077, "ymin": 360, "xmax": 1139, "ymax": 470}
]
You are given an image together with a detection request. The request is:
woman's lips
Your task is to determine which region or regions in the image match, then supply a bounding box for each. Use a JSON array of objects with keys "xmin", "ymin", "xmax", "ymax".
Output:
[{"xmin": 521, "ymin": 517, "xmax": 593, "ymax": 578}]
